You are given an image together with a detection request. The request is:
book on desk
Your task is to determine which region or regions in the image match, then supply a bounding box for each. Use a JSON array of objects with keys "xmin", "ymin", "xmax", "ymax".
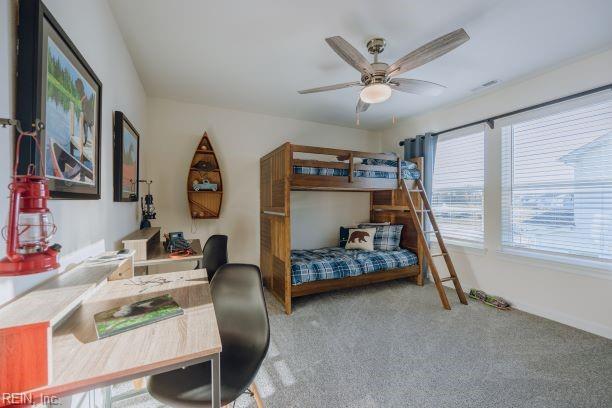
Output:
[{"xmin": 94, "ymin": 294, "xmax": 183, "ymax": 339}]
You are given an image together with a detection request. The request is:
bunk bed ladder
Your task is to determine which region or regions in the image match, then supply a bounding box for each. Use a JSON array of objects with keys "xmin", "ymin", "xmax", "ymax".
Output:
[{"xmin": 401, "ymin": 178, "xmax": 469, "ymax": 310}]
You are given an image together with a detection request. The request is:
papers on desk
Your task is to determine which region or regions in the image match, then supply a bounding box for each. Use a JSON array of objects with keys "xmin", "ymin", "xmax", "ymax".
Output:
[{"xmin": 85, "ymin": 250, "xmax": 135, "ymax": 265}]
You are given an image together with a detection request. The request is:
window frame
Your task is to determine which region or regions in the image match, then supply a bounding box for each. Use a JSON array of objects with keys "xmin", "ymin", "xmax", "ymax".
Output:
[{"xmin": 497, "ymin": 90, "xmax": 612, "ymax": 266}]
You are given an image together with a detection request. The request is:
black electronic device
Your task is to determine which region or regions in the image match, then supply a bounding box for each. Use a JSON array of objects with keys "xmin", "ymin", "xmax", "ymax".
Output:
[{"xmin": 164, "ymin": 231, "xmax": 192, "ymax": 253}]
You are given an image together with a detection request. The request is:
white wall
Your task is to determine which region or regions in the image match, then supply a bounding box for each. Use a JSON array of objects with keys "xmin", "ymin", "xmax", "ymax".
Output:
[
  {"xmin": 0, "ymin": 0, "xmax": 16, "ymax": 264},
  {"xmin": 381, "ymin": 49, "xmax": 612, "ymax": 338},
  {"xmin": 145, "ymin": 97, "xmax": 379, "ymax": 268},
  {"xmin": 0, "ymin": 0, "xmax": 147, "ymax": 305}
]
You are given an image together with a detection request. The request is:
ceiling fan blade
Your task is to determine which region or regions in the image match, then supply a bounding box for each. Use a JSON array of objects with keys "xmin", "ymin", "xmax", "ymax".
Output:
[
  {"xmin": 356, "ymin": 97, "xmax": 370, "ymax": 113},
  {"xmin": 386, "ymin": 28, "xmax": 469, "ymax": 78},
  {"xmin": 325, "ymin": 36, "xmax": 374, "ymax": 75},
  {"xmin": 298, "ymin": 81, "xmax": 362, "ymax": 94},
  {"xmin": 389, "ymin": 78, "xmax": 446, "ymax": 96}
]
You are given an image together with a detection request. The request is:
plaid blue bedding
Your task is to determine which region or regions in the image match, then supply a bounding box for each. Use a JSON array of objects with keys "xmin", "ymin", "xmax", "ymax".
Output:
[
  {"xmin": 291, "ymin": 247, "xmax": 418, "ymax": 285},
  {"xmin": 293, "ymin": 161, "xmax": 420, "ymax": 180}
]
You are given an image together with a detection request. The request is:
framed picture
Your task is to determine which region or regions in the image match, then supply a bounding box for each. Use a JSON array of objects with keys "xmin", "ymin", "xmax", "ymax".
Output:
[
  {"xmin": 113, "ymin": 112, "xmax": 139, "ymax": 202},
  {"xmin": 16, "ymin": 0, "xmax": 102, "ymax": 199}
]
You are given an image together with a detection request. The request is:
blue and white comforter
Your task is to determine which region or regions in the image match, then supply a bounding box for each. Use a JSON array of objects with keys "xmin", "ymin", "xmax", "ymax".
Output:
[
  {"xmin": 291, "ymin": 247, "xmax": 418, "ymax": 285},
  {"xmin": 293, "ymin": 160, "xmax": 420, "ymax": 180}
]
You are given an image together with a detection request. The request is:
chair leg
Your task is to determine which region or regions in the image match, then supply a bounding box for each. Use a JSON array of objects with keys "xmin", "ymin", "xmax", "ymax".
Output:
[{"xmin": 249, "ymin": 383, "xmax": 264, "ymax": 408}]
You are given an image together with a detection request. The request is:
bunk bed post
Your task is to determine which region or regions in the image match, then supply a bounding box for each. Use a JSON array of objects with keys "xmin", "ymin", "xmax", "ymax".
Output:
[
  {"xmin": 369, "ymin": 156, "xmax": 425, "ymax": 286},
  {"xmin": 260, "ymin": 143, "xmax": 292, "ymax": 314},
  {"xmin": 411, "ymin": 157, "xmax": 425, "ymax": 286},
  {"xmin": 396, "ymin": 157, "xmax": 402, "ymax": 185}
]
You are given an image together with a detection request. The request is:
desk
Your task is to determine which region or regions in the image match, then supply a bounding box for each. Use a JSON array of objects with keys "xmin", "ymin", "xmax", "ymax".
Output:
[
  {"xmin": 23, "ymin": 269, "xmax": 222, "ymax": 408},
  {"xmin": 134, "ymin": 239, "xmax": 203, "ymax": 269}
]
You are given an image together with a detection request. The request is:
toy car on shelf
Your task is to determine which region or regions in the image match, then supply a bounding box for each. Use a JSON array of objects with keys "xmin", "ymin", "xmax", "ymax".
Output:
[{"xmin": 192, "ymin": 179, "xmax": 218, "ymax": 191}]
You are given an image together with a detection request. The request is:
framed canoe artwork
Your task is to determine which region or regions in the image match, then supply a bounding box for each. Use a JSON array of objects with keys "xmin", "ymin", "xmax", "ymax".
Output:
[
  {"xmin": 113, "ymin": 112, "xmax": 140, "ymax": 202},
  {"xmin": 16, "ymin": 0, "xmax": 102, "ymax": 199}
]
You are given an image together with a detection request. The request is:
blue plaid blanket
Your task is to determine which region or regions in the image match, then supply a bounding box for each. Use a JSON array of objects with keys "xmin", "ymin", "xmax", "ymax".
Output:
[
  {"xmin": 291, "ymin": 247, "xmax": 418, "ymax": 285},
  {"xmin": 293, "ymin": 161, "xmax": 420, "ymax": 180}
]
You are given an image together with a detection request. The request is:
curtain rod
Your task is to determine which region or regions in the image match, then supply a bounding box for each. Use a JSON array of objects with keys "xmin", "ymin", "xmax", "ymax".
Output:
[{"xmin": 399, "ymin": 83, "xmax": 612, "ymax": 146}]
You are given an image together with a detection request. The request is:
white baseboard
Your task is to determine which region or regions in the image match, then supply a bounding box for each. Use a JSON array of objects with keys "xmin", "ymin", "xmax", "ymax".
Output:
[
  {"xmin": 440, "ymin": 281, "xmax": 612, "ymax": 339},
  {"xmin": 503, "ymin": 299, "xmax": 612, "ymax": 340}
]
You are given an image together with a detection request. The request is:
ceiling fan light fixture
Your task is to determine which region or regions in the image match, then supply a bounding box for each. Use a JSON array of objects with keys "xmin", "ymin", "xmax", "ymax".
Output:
[{"xmin": 360, "ymin": 84, "xmax": 392, "ymax": 104}]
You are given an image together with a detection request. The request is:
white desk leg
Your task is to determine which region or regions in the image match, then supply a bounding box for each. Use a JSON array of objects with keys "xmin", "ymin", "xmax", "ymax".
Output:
[{"xmin": 211, "ymin": 353, "xmax": 221, "ymax": 408}]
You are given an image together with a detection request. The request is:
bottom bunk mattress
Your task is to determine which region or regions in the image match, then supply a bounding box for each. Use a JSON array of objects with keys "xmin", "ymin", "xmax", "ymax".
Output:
[{"xmin": 291, "ymin": 247, "xmax": 418, "ymax": 285}]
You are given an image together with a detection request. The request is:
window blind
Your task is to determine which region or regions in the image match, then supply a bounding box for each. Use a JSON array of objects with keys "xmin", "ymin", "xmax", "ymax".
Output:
[
  {"xmin": 432, "ymin": 126, "xmax": 485, "ymax": 244},
  {"xmin": 501, "ymin": 92, "xmax": 612, "ymax": 263}
]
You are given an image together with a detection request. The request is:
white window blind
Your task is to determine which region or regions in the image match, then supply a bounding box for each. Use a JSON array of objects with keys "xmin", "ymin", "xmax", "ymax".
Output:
[
  {"xmin": 432, "ymin": 126, "xmax": 485, "ymax": 244},
  {"xmin": 501, "ymin": 91, "xmax": 612, "ymax": 263}
]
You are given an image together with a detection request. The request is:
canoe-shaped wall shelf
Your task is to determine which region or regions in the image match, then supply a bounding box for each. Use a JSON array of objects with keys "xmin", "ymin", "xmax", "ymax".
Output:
[{"xmin": 187, "ymin": 132, "xmax": 223, "ymax": 219}]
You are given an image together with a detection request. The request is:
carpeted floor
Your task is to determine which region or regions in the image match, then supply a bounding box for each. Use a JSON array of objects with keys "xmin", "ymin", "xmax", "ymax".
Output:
[{"xmin": 115, "ymin": 280, "xmax": 612, "ymax": 408}]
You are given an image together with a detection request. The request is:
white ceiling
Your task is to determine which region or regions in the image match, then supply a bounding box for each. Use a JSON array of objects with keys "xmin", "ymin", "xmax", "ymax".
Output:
[{"xmin": 109, "ymin": 0, "xmax": 612, "ymax": 130}]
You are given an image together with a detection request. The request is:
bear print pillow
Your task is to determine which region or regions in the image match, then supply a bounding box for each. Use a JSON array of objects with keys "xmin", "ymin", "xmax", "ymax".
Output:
[{"xmin": 344, "ymin": 228, "xmax": 376, "ymax": 251}]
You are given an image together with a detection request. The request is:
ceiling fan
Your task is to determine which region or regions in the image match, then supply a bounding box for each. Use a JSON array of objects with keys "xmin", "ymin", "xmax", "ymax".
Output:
[{"xmin": 298, "ymin": 28, "xmax": 470, "ymax": 114}]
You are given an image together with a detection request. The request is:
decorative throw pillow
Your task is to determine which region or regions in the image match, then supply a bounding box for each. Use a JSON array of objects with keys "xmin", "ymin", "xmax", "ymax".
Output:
[
  {"xmin": 344, "ymin": 228, "xmax": 376, "ymax": 251},
  {"xmin": 339, "ymin": 226, "xmax": 357, "ymax": 247},
  {"xmin": 358, "ymin": 224, "xmax": 403, "ymax": 251}
]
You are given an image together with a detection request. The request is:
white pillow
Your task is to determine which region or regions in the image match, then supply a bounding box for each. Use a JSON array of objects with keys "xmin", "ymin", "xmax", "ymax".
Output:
[{"xmin": 344, "ymin": 228, "xmax": 376, "ymax": 251}]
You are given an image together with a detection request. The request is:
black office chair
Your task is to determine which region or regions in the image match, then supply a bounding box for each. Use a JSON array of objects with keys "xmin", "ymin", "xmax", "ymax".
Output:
[
  {"xmin": 147, "ymin": 264, "xmax": 270, "ymax": 408},
  {"xmin": 199, "ymin": 235, "xmax": 228, "ymax": 282}
]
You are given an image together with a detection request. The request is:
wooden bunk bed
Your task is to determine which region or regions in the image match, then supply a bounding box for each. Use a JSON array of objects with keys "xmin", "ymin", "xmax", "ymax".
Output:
[{"xmin": 260, "ymin": 143, "xmax": 429, "ymax": 314}]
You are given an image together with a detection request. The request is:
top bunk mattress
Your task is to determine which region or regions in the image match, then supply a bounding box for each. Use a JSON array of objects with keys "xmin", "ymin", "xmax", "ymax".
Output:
[
  {"xmin": 291, "ymin": 247, "xmax": 418, "ymax": 285},
  {"xmin": 293, "ymin": 159, "xmax": 420, "ymax": 181}
]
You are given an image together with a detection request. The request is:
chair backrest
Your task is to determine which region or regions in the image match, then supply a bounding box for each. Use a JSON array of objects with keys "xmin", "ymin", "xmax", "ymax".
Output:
[
  {"xmin": 202, "ymin": 234, "xmax": 228, "ymax": 281},
  {"xmin": 210, "ymin": 264, "xmax": 270, "ymax": 384}
]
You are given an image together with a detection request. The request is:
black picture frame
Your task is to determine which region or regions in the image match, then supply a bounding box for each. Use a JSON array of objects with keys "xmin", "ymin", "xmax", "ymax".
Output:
[
  {"xmin": 16, "ymin": 0, "xmax": 102, "ymax": 199},
  {"xmin": 113, "ymin": 111, "xmax": 139, "ymax": 202}
]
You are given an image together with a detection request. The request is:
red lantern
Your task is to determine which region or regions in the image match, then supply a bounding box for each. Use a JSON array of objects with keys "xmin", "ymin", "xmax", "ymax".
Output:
[{"xmin": 0, "ymin": 120, "xmax": 60, "ymax": 276}]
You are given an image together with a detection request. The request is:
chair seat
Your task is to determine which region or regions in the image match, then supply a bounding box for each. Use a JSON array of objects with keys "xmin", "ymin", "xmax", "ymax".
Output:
[
  {"xmin": 148, "ymin": 349, "xmax": 261, "ymax": 407},
  {"xmin": 147, "ymin": 264, "xmax": 269, "ymax": 408}
]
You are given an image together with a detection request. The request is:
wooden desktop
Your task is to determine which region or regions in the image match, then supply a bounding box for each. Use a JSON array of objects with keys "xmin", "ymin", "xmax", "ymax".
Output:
[{"xmin": 0, "ymin": 257, "xmax": 222, "ymax": 408}]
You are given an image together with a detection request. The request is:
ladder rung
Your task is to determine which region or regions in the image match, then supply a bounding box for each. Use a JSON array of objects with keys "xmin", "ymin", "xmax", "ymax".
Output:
[
  {"xmin": 415, "ymin": 209, "xmax": 431, "ymax": 212},
  {"xmin": 423, "ymin": 230, "xmax": 439, "ymax": 234},
  {"xmin": 440, "ymin": 276, "xmax": 456, "ymax": 283},
  {"xmin": 406, "ymin": 189, "xmax": 424, "ymax": 192},
  {"xmin": 431, "ymin": 252, "xmax": 447, "ymax": 257}
]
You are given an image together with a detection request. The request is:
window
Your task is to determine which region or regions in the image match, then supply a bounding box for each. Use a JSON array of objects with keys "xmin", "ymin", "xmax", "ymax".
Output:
[
  {"xmin": 501, "ymin": 92, "xmax": 612, "ymax": 263},
  {"xmin": 432, "ymin": 126, "xmax": 485, "ymax": 244}
]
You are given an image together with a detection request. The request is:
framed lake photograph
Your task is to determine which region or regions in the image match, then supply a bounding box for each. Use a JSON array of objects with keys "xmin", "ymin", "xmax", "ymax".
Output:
[
  {"xmin": 16, "ymin": 0, "xmax": 102, "ymax": 199},
  {"xmin": 113, "ymin": 112, "xmax": 139, "ymax": 202}
]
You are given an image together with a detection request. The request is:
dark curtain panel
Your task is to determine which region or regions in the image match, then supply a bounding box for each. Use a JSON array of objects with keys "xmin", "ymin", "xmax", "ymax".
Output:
[{"xmin": 403, "ymin": 132, "xmax": 438, "ymax": 279}]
